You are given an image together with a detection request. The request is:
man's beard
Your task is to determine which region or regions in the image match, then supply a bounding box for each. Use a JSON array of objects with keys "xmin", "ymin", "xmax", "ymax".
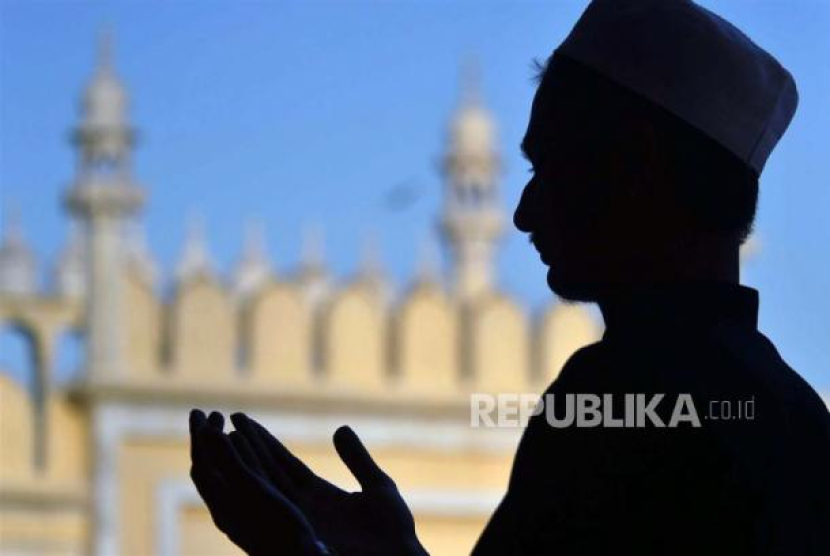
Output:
[{"xmin": 546, "ymin": 266, "xmax": 606, "ymax": 303}]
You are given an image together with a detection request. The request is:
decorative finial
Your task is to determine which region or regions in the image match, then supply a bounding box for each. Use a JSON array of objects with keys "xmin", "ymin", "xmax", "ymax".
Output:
[
  {"xmin": 358, "ymin": 230, "xmax": 383, "ymax": 279},
  {"xmin": 56, "ymin": 220, "xmax": 87, "ymax": 298},
  {"xmin": 415, "ymin": 233, "xmax": 441, "ymax": 284},
  {"xmin": 2, "ymin": 203, "xmax": 23, "ymax": 246},
  {"xmin": 176, "ymin": 213, "xmax": 214, "ymax": 282},
  {"xmin": 97, "ymin": 26, "xmax": 115, "ymax": 76},
  {"xmin": 0, "ymin": 204, "xmax": 38, "ymax": 296},
  {"xmin": 295, "ymin": 222, "xmax": 330, "ymax": 307},
  {"xmin": 232, "ymin": 218, "xmax": 273, "ymax": 299},
  {"xmin": 460, "ymin": 55, "xmax": 482, "ymax": 106},
  {"xmin": 125, "ymin": 222, "xmax": 158, "ymax": 286},
  {"xmin": 242, "ymin": 219, "xmax": 267, "ymax": 262},
  {"xmin": 356, "ymin": 230, "xmax": 392, "ymax": 305},
  {"xmin": 300, "ymin": 222, "xmax": 325, "ymax": 269}
]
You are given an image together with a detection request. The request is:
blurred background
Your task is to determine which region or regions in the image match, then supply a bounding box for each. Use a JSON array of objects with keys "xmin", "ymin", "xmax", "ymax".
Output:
[{"xmin": 0, "ymin": 1, "xmax": 827, "ymax": 555}]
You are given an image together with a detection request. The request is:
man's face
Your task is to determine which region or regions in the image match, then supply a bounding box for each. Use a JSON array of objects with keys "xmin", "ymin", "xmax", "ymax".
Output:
[{"xmin": 513, "ymin": 63, "xmax": 620, "ymax": 301}]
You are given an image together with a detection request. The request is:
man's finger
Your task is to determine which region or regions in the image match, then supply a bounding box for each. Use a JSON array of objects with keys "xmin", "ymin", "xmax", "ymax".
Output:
[
  {"xmin": 190, "ymin": 409, "xmax": 221, "ymax": 471},
  {"xmin": 190, "ymin": 464, "xmax": 237, "ymax": 536},
  {"xmin": 205, "ymin": 429, "xmax": 266, "ymax": 494},
  {"xmin": 244, "ymin": 415, "xmax": 317, "ymax": 486},
  {"xmin": 333, "ymin": 426, "xmax": 391, "ymax": 491},
  {"xmin": 189, "ymin": 409, "xmax": 208, "ymax": 463},
  {"xmin": 208, "ymin": 411, "xmax": 225, "ymax": 432},
  {"xmin": 230, "ymin": 413, "xmax": 269, "ymax": 466},
  {"xmin": 229, "ymin": 430, "xmax": 265, "ymax": 478},
  {"xmin": 231, "ymin": 413, "xmax": 300, "ymax": 500},
  {"xmin": 190, "ymin": 408, "xmax": 208, "ymax": 434},
  {"xmin": 190, "ymin": 463, "xmax": 229, "ymax": 511}
]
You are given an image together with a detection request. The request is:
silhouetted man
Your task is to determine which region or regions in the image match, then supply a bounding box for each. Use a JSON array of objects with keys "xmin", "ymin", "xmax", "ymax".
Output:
[{"xmin": 189, "ymin": 1, "xmax": 830, "ymax": 554}]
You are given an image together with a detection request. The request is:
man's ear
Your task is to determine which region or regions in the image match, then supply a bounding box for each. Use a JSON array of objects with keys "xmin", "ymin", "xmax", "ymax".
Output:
[
  {"xmin": 609, "ymin": 118, "xmax": 670, "ymax": 202},
  {"xmin": 634, "ymin": 118, "xmax": 671, "ymax": 194}
]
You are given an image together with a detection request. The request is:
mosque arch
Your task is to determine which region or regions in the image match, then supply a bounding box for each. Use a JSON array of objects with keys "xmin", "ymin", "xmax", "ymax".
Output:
[
  {"xmin": 321, "ymin": 284, "xmax": 387, "ymax": 391},
  {"xmin": 0, "ymin": 320, "xmax": 47, "ymax": 472},
  {"xmin": 394, "ymin": 283, "xmax": 459, "ymax": 393},
  {"xmin": 124, "ymin": 269, "xmax": 162, "ymax": 378},
  {"xmin": 168, "ymin": 277, "xmax": 236, "ymax": 380},
  {"xmin": 468, "ymin": 294, "xmax": 530, "ymax": 394},
  {"xmin": 247, "ymin": 282, "xmax": 312, "ymax": 385}
]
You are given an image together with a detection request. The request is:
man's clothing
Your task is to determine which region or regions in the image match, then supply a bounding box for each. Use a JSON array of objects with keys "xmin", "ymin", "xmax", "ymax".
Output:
[{"xmin": 474, "ymin": 284, "xmax": 830, "ymax": 555}]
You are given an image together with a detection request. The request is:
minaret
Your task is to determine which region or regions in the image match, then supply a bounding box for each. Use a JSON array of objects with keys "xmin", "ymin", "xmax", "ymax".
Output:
[
  {"xmin": 440, "ymin": 59, "xmax": 503, "ymax": 303},
  {"xmin": 64, "ymin": 32, "xmax": 144, "ymax": 381}
]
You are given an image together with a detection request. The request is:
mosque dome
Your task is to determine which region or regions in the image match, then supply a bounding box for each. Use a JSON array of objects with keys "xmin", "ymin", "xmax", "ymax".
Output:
[{"xmin": 450, "ymin": 101, "xmax": 496, "ymax": 155}]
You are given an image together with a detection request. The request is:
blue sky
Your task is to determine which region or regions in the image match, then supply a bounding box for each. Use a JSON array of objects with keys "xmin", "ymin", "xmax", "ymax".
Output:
[{"xmin": 1, "ymin": 1, "xmax": 828, "ymax": 392}]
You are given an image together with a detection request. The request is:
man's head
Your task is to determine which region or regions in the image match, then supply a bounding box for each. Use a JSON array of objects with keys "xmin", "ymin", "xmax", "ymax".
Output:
[
  {"xmin": 514, "ymin": 0, "xmax": 797, "ymax": 302},
  {"xmin": 514, "ymin": 53, "xmax": 760, "ymax": 301}
]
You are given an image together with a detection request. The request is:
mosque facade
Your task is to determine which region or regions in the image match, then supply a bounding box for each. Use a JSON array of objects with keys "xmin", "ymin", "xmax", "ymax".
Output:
[{"xmin": 0, "ymin": 37, "xmax": 600, "ymax": 556}]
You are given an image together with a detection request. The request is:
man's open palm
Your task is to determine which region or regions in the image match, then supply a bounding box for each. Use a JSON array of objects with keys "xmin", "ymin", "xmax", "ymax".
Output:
[
  {"xmin": 229, "ymin": 412, "xmax": 427, "ymax": 556},
  {"xmin": 190, "ymin": 410, "xmax": 324, "ymax": 555},
  {"xmin": 189, "ymin": 409, "xmax": 427, "ymax": 556}
]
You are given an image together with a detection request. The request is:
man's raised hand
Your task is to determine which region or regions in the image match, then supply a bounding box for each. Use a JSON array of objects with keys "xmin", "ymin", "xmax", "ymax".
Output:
[
  {"xmin": 189, "ymin": 409, "xmax": 328, "ymax": 556},
  {"xmin": 229, "ymin": 412, "xmax": 429, "ymax": 556}
]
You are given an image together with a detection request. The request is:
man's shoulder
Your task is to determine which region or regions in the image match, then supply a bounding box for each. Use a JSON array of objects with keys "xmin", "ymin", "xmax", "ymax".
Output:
[
  {"xmin": 544, "ymin": 340, "xmax": 606, "ymax": 393},
  {"xmin": 548, "ymin": 323, "xmax": 828, "ymax": 425},
  {"xmin": 709, "ymin": 321, "xmax": 830, "ymax": 423}
]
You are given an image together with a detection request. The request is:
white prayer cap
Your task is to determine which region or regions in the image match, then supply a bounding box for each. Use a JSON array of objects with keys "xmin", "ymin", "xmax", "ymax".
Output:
[{"xmin": 557, "ymin": 0, "xmax": 798, "ymax": 174}]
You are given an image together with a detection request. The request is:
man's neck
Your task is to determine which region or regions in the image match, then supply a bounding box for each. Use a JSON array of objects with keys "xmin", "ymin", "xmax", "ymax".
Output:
[
  {"xmin": 672, "ymin": 240, "xmax": 740, "ymax": 283},
  {"xmin": 596, "ymin": 280, "xmax": 759, "ymax": 337},
  {"xmin": 594, "ymin": 242, "xmax": 742, "ymax": 324}
]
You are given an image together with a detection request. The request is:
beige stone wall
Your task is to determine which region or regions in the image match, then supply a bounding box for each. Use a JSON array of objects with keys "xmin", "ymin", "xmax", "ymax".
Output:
[
  {"xmin": 0, "ymin": 378, "xmax": 87, "ymax": 484},
  {"xmin": 417, "ymin": 515, "xmax": 490, "ymax": 556},
  {"xmin": 0, "ymin": 374, "xmax": 34, "ymax": 482},
  {"xmin": 124, "ymin": 270, "xmax": 162, "ymax": 380},
  {"xmin": 247, "ymin": 282, "xmax": 312, "ymax": 385},
  {"xmin": 179, "ymin": 505, "xmax": 242, "ymax": 556},
  {"xmin": 118, "ymin": 434, "xmax": 512, "ymax": 556},
  {"xmin": 46, "ymin": 394, "xmax": 88, "ymax": 484},
  {"xmin": 0, "ymin": 508, "xmax": 89, "ymax": 556},
  {"xmin": 322, "ymin": 284, "xmax": 387, "ymax": 392},
  {"xmin": 395, "ymin": 283, "xmax": 459, "ymax": 393},
  {"xmin": 0, "ymin": 277, "xmax": 601, "ymax": 556},
  {"xmin": 0, "ymin": 377, "xmax": 89, "ymax": 555},
  {"xmin": 469, "ymin": 293, "xmax": 530, "ymax": 394},
  {"xmin": 101, "ymin": 274, "xmax": 600, "ymax": 398},
  {"xmin": 169, "ymin": 277, "xmax": 236, "ymax": 381}
]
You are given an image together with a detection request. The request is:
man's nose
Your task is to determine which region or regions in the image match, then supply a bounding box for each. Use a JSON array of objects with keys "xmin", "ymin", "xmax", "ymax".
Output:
[{"xmin": 513, "ymin": 182, "xmax": 538, "ymax": 233}]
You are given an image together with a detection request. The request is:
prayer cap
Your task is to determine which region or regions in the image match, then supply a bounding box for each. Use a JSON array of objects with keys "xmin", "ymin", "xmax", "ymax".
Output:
[{"xmin": 557, "ymin": 0, "xmax": 798, "ymax": 173}]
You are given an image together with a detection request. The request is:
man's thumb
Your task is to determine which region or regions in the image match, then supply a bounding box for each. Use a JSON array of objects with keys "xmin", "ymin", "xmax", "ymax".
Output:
[{"xmin": 333, "ymin": 426, "xmax": 390, "ymax": 491}]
